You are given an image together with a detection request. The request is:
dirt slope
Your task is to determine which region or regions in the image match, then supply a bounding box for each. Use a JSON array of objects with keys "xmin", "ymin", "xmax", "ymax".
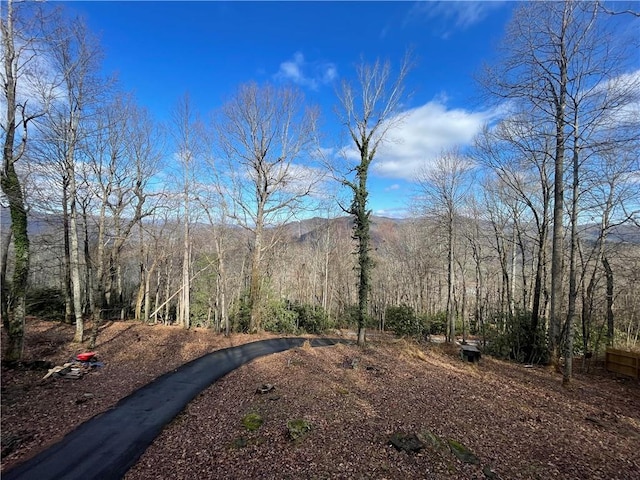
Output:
[{"xmin": 2, "ymin": 319, "xmax": 639, "ymax": 479}]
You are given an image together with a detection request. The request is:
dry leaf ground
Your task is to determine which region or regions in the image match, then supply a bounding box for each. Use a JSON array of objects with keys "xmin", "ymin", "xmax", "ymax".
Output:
[{"xmin": 2, "ymin": 318, "xmax": 639, "ymax": 479}]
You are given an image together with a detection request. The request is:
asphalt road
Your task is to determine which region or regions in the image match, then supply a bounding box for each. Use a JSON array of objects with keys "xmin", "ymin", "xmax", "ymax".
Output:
[{"xmin": 4, "ymin": 337, "xmax": 342, "ymax": 480}]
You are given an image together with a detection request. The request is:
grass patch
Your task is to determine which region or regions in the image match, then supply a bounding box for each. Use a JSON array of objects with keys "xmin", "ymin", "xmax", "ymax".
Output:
[
  {"xmin": 287, "ymin": 418, "xmax": 312, "ymax": 441},
  {"xmin": 241, "ymin": 412, "xmax": 263, "ymax": 431}
]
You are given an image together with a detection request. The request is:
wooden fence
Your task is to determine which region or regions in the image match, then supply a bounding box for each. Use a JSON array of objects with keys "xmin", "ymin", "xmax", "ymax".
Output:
[{"xmin": 605, "ymin": 348, "xmax": 640, "ymax": 380}]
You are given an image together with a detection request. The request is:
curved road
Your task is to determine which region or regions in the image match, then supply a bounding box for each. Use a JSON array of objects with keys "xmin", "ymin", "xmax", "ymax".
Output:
[{"xmin": 4, "ymin": 337, "xmax": 342, "ymax": 480}]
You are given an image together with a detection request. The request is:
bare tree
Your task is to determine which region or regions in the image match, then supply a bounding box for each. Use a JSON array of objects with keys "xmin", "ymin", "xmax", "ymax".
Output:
[
  {"xmin": 214, "ymin": 82, "xmax": 319, "ymax": 332},
  {"xmin": 87, "ymin": 96, "xmax": 160, "ymax": 346},
  {"xmin": 170, "ymin": 93, "xmax": 203, "ymax": 330},
  {"xmin": 336, "ymin": 55, "xmax": 411, "ymax": 346},
  {"xmin": 200, "ymin": 127, "xmax": 237, "ymax": 335},
  {"xmin": 1, "ymin": 0, "xmax": 52, "ymax": 360},
  {"xmin": 44, "ymin": 15, "xmax": 105, "ymax": 342},
  {"xmin": 599, "ymin": 4, "xmax": 640, "ymax": 17},
  {"xmin": 417, "ymin": 150, "xmax": 472, "ymax": 342},
  {"xmin": 481, "ymin": 0, "xmax": 639, "ymax": 378},
  {"xmin": 474, "ymin": 119, "xmax": 555, "ymax": 362}
]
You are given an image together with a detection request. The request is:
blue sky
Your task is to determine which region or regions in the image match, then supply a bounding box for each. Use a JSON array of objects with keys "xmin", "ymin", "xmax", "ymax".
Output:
[{"xmin": 57, "ymin": 1, "xmax": 634, "ymax": 218}]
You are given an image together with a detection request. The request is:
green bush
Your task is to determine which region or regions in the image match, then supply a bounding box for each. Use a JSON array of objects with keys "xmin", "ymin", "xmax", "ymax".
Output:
[
  {"xmin": 229, "ymin": 293, "xmax": 251, "ymax": 333},
  {"xmin": 484, "ymin": 310, "xmax": 549, "ymax": 364},
  {"xmin": 263, "ymin": 299, "xmax": 298, "ymax": 334},
  {"xmin": 421, "ymin": 311, "xmax": 447, "ymax": 336},
  {"xmin": 336, "ymin": 305, "xmax": 375, "ymax": 329},
  {"xmin": 230, "ymin": 292, "xmax": 333, "ymax": 335},
  {"xmin": 292, "ymin": 303, "xmax": 333, "ymax": 334},
  {"xmin": 385, "ymin": 305, "xmax": 423, "ymax": 338},
  {"xmin": 261, "ymin": 300, "xmax": 333, "ymax": 335},
  {"xmin": 26, "ymin": 287, "xmax": 65, "ymax": 320}
]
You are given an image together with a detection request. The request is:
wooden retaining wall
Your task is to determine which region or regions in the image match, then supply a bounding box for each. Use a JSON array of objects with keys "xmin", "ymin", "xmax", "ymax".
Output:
[{"xmin": 605, "ymin": 348, "xmax": 640, "ymax": 380}]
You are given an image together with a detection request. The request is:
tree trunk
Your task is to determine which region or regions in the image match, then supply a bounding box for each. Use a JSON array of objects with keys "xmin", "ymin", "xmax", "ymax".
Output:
[
  {"xmin": 82, "ymin": 204, "xmax": 94, "ymax": 317},
  {"xmin": 144, "ymin": 267, "xmax": 153, "ymax": 324},
  {"xmin": 548, "ymin": 6, "xmax": 569, "ymax": 370},
  {"xmin": 446, "ymin": 214, "xmax": 455, "ymax": 342},
  {"xmin": 163, "ymin": 261, "xmax": 171, "ymax": 323},
  {"xmin": 602, "ymin": 256, "xmax": 614, "ymax": 345},
  {"xmin": 564, "ymin": 133, "xmax": 580, "ymax": 385},
  {"xmin": 530, "ymin": 225, "xmax": 547, "ymax": 338},
  {"xmin": 135, "ymin": 275, "xmax": 144, "ymax": 322},
  {"xmin": 474, "ymin": 246, "xmax": 482, "ymax": 337},
  {"xmin": 181, "ymin": 209, "xmax": 190, "ymax": 329},
  {"xmin": 1, "ymin": 230, "xmax": 11, "ymax": 326},
  {"xmin": 1, "ymin": 0, "xmax": 30, "ymax": 361},
  {"xmin": 69, "ymin": 178, "xmax": 84, "ymax": 343},
  {"xmin": 460, "ymin": 260, "xmax": 467, "ymax": 344},
  {"xmin": 117, "ymin": 262, "xmax": 124, "ymax": 320},
  {"xmin": 215, "ymin": 235, "xmax": 229, "ymax": 336},
  {"xmin": 153, "ymin": 270, "xmax": 160, "ymax": 323},
  {"xmin": 1, "ymin": 165, "xmax": 29, "ymax": 360},
  {"xmin": 510, "ymin": 222, "xmax": 517, "ymax": 317},
  {"xmin": 62, "ymin": 183, "xmax": 73, "ymax": 324},
  {"xmin": 249, "ymin": 211, "xmax": 264, "ymax": 332},
  {"xmin": 353, "ymin": 162, "xmax": 372, "ymax": 347},
  {"xmin": 135, "ymin": 225, "xmax": 145, "ymax": 322},
  {"xmin": 88, "ymin": 199, "xmax": 107, "ymax": 348}
]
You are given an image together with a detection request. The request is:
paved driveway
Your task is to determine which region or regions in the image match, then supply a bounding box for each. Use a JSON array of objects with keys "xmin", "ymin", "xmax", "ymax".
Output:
[{"xmin": 4, "ymin": 337, "xmax": 341, "ymax": 480}]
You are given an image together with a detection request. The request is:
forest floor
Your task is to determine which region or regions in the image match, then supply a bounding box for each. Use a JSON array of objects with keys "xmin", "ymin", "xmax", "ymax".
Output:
[{"xmin": 1, "ymin": 318, "xmax": 639, "ymax": 480}]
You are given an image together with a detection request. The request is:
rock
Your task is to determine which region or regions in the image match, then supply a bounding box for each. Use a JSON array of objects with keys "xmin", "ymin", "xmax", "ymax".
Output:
[
  {"xmin": 447, "ymin": 439, "xmax": 480, "ymax": 464},
  {"xmin": 389, "ymin": 432, "xmax": 426, "ymax": 454},
  {"xmin": 75, "ymin": 393, "xmax": 95, "ymax": 405},
  {"xmin": 483, "ymin": 465, "xmax": 501, "ymax": 479},
  {"xmin": 62, "ymin": 367, "xmax": 83, "ymax": 379},
  {"xmin": 232, "ymin": 436, "xmax": 248, "ymax": 448},
  {"xmin": 256, "ymin": 384, "xmax": 275, "ymax": 394},
  {"xmin": 417, "ymin": 430, "xmax": 445, "ymax": 451},
  {"xmin": 342, "ymin": 357, "xmax": 359, "ymax": 369}
]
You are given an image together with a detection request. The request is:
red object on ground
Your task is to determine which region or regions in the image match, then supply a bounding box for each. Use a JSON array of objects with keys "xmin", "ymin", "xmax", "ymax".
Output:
[{"xmin": 76, "ymin": 352, "xmax": 96, "ymax": 362}]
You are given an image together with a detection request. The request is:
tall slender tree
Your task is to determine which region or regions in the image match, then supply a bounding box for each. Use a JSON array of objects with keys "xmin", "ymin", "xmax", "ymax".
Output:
[
  {"xmin": 87, "ymin": 96, "xmax": 160, "ymax": 346},
  {"xmin": 1, "ymin": 0, "xmax": 51, "ymax": 360},
  {"xmin": 171, "ymin": 93, "xmax": 203, "ymax": 330},
  {"xmin": 417, "ymin": 150, "xmax": 472, "ymax": 343},
  {"xmin": 45, "ymin": 15, "xmax": 104, "ymax": 342},
  {"xmin": 215, "ymin": 82, "xmax": 319, "ymax": 332},
  {"xmin": 336, "ymin": 55, "xmax": 411, "ymax": 346}
]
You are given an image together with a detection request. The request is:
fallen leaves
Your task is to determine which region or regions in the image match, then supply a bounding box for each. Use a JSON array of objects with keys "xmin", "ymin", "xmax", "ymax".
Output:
[{"xmin": 2, "ymin": 319, "xmax": 639, "ymax": 480}]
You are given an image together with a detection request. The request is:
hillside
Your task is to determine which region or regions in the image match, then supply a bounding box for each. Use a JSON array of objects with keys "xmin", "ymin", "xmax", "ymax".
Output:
[
  {"xmin": 5, "ymin": 206, "xmax": 637, "ymax": 248},
  {"xmin": 2, "ymin": 319, "xmax": 639, "ymax": 479}
]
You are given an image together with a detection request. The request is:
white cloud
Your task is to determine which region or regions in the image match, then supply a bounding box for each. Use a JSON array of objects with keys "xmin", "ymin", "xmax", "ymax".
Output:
[
  {"xmin": 275, "ymin": 52, "xmax": 338, "ymax": 90},
  {"xmin": 310, "ymin": 146, "xmax": 335, "ymax": 161},
  {"xmin": 338, "ymin": 99, "xmax": 500, "ymax": 181},
  {"xmin": 384, "ymin": 184, "xmax": 401, "ymax": 192},
  {"xmin": 278, "ymin": 52, "xmax": 305, "ymax": 83},
  {"xmin": 279, "ymin": 163, "xmax": 327, "ymax": 197},
  {"xmin": 373, "ymin": 207, "xmax": 409, "ymax": 219},
  {"xmin": 408, "ymin": 1, "xmax": 505, "ymax": 38},
  {"xmin": 0, "ymin": 39, "xmax": 63, "ymax": 134},
  {"xmin": 589, "ymin": 69, "xmax": 640, "ymax": 129}
]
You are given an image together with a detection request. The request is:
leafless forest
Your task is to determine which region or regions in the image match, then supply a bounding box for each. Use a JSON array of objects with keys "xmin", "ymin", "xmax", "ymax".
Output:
[{"xmin": 2, "ymin": 0, "xmax": 639, "ymax": 380}]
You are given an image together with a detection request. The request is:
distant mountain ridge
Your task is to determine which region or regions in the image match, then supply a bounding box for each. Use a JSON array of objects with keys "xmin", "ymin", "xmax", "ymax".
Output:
[{"xmin": 1, "ymin": 206, "xmax": 638, "ymax": 246}]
